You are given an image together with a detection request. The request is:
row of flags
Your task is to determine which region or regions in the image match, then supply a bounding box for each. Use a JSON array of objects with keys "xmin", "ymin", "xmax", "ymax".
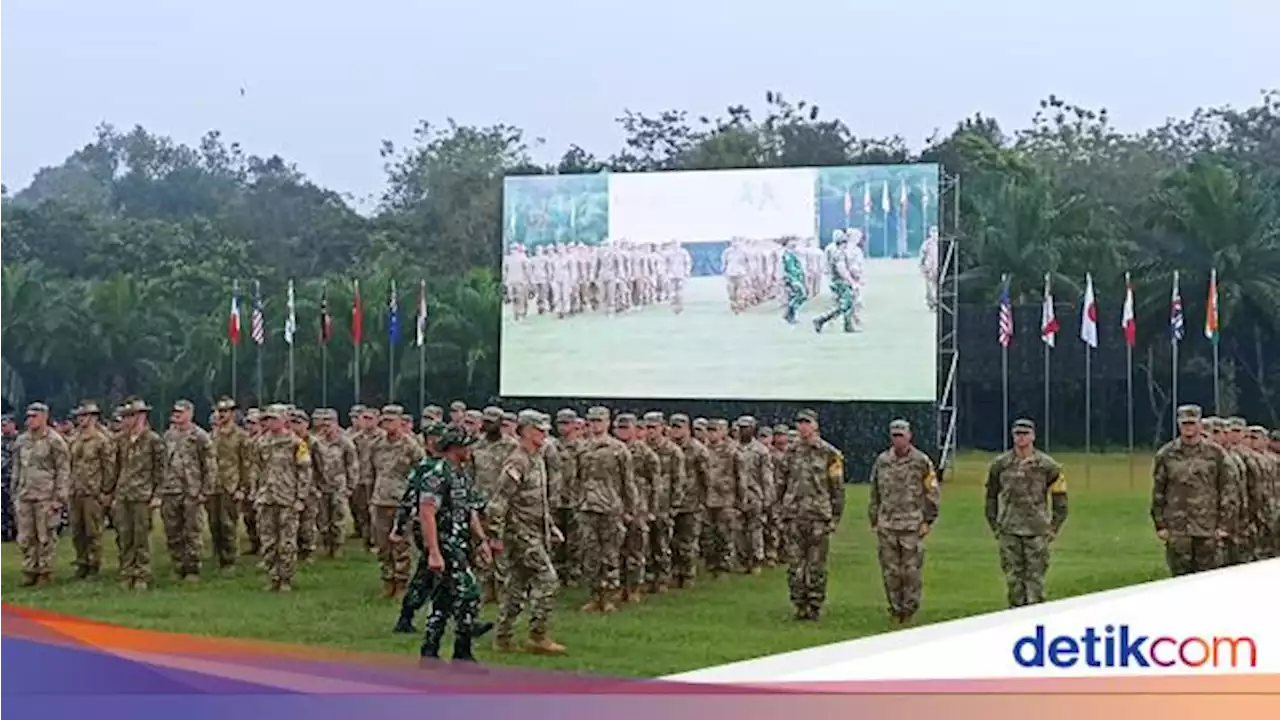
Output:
[
  {"xmin": 226, "ymin": 280, "xmax": 431, "ymax": 349},
  {"xmin": 841, "ymin": 179, "xmax": 924, "ymax": 220},
  {"xmin": 997, "ymin": 270, "xmax": 1222, "ymax": 349}
]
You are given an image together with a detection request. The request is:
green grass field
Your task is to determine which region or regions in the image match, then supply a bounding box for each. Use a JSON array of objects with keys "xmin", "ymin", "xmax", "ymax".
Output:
[
  {"xmin": 1, "ymin": 452, "xmax": 1165, "ymax": 677},
  {"xmin": 499, "ymin": 259, "xmax": 937, "ymax": 402}
]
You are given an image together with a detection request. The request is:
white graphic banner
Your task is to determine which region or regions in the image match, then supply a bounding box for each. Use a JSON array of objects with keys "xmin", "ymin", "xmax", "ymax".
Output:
[
  {"xmin": 607, "ymin": 167, "xmax": 817, "ymax": 244},
  {"xmin": 667, "ymin": 560, "xmax": 1280, "ymax": 682}
]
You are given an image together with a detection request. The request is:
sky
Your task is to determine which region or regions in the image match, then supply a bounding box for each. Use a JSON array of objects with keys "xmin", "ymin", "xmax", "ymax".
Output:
[{"xmin": 2, "ymin": 0, "xmax": 1275, "ymax": 210}]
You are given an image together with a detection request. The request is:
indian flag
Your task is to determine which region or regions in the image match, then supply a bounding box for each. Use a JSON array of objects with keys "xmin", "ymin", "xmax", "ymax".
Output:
[{"xmin": 1204, "ymin": 268, "xmax": 1219, "ymax": 344}]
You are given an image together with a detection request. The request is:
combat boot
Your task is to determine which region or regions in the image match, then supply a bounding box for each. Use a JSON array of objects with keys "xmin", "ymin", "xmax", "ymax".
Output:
[
  {"xmin": 526, "ymin": 635, "xmax": 567, "ymax": 655},
  {"xmin": 599, "ymin": 592, "xmax": 619, "ymax": 614},
  {"xmin": 20, "ymin": 573, "xmax": 38, "ymax": 587},
  {"xmin": 469, "ymin": 621, "xmax": 495, "ymax": 638},
  {"xmin": 452, "ymin": 636, "xmax": 477, "ymax": 663},
  {"xmin": 492, "ymin": 636, "xmax": 519, "ymax": 653},
  {"xmin": 381, "ymin": 580, "xmax": 396, "ymax": 598},
  {"xmin": 393, "ymin": 615, "xmax": 416, "ymax": 634},
  {"xmin": 35, "ymin": 574, "xmax": 52, "ymax": 587},
  {"xmin": 421, "ymin": 631, "xmax": 443, "ymax": 660},
  {"xmin": 278, "ymin": 581, "xmax": 293, "ymax": 593},
  {"xmin": 579, "ymin": 595, "xmax": 600, "ymax": 613},
  {"xmin": 266, "ymin": 579, "xmax": 281, "ymax": 592},
  {"xmin": 74, "ymin": 565, "xmax": 90, "ymax": 579}
]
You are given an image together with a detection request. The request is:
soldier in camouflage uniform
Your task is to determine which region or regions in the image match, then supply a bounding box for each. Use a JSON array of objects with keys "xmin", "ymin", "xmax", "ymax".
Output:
[
  {"xmin": 394, "ymin": 421, "xmax": 447, "ymax": 633},
  {"xmin": 472, "ymin": 406, "xmax": 518, "ymax": 603},
  {"xmin": 643, "ymin": 411, "xmax": 683, "ymax": 593},
  {"xmin": 1221, "ymin": 416, "xmax": 1264, "ymax": 563},
  {"xmin": 2, "ymin": 413, "xmax": 17, "ymax": 543},
  {"xmin": 703, "ymin": 418, "xmax": 745, "ymax": 576},
  {"xmin": 766, "ymin": 423, "xmax": 790, "ymax": 564},
  {"xmin": 813, "ymin": 230, "xmax": 858, "ymax": 334},
  {"xmin": 780, "ymin": 235, "xmax": 808, "ymax": 325},
  {"xmin": 1247, "ymin": 425, "xmax": 1278, "ymax": 559},
  {"xmin": 240, "ymin": 408, "xmax": 265, "ymax": 556},
  {"xmin": 254, "ymin": 405, "xmax": 310, "ymax": 591},
  {"xmin": 778, "ymin": 409, "xmax": 844, "ymax": 620},
  {"xmin": 370, "ymin": 405, "xmax": 426, "ymax": 597},
  {"xmin": 985, "ymin": 419, "xmax": 1068, "ymax": 607},
  {"xmin": 68, "ymin": 401, "xmax": 115, "ymax": 579},
  {"xmin": 161, "ymin": 400, "xmax": 215, "ymax": 582},
  {"xmin": 1152, "ymin": 405, "xmax": 1237, "ymax": 576},
  {"xmin": 868, "ymin": 419, "xmax": 939, "ymax": 625},
  {"xmin": 447, "ymin": 400, "xmax": 467, "ymax": 429},
  {"xmin": 734, "ymin": 416, "xmax": 772, "ymax": 575},
  {"xmin": 310, "ymin": 408, "xmax": 357, "ymax": 558},
  {"xmin": 1268, "ymin": 429, "xmax": 1280, "ymax": 553},
  {"xmin": 13, "ymin": 402, "xmax": 71, "ymax": 585},
  {"xmin": 210, "ymin": 397, "xmax": 251, "ymax": 573},
  {"xmin": 349, "ymin": 406, "xmax": 382, "ymax": 552},
  {"xmin": 577, "ymin": 406, "xmax": 639, "ymax": 612},
  {"xmin": 615, "ymin": 413, "xmax": 655, "ymax": 603},
  {"xmin": 399, "ymin": 426, "xmax": 493, "ymax": 662},
  {"xmin": 490, "ymin": 410, "xmax": 568, "ymax": 654},
  {"xmin": 288, "ymin": 409, "xmax": 320, "ymax": 564},
  {"xmin": 551, "ymin": 409, "xmax": 584, "ymax": 586},
  {"xmin": 108, "ymin": 399, "xmax": 165, "ymax": 590},
  {"xmin": 669, "ymin": 414, "xmax": 708, "ymax": 588}
]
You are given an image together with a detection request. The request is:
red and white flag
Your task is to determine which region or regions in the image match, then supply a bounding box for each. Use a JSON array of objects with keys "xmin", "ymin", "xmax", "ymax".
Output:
[
  {"xmin": 1040, "ymin": 273, "xmax": 1059, "ymax": 348},
  {"xmin": 1080, "ymin": 273, "xmax": 1098, "ymax": 348},
  {"xmin": 1121, "ymin": 273, "xmax": 1136, "ymax": 348},
  {"xmin": 228, "ymin": 281, "xmax": 242, "ymax": 346}
]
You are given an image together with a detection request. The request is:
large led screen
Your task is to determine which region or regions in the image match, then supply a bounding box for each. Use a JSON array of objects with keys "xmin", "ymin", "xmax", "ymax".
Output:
[{"xmin": 499, "ymin": 164, "xmax": 940, "ymax": 402}]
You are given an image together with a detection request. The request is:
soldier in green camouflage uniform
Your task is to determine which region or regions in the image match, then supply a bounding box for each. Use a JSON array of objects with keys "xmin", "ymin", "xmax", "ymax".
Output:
[
  {"xmin": 778, "ymin": 409, "xmax": 845, "ymax": 620},
  {"xmin": 985, "ymin": 419, "xmax": 1068, "ymax": 608},
  {"xmin": 616, "ymin": 413, "xmax": 655, "ymax": 602},
  {"xmin": 490, "ymin": 410, "xmax": 567, "ymax": 654},
  {"xmin": 1153, "ymin": 405, "xmax": 1237, "ymax": 576},
  {"xmin": 766, "ymin": 424, "xmax": 790, "ymax": 564},
  {"xmin": 401, "ymin": 427, "xmax": 493, "ymax": 661},
  {"xmin": 13, "ymin": 402, "xmax": 71, "ymax": 585},
  {"xmin": 161, "ymin": 400, "xmax": 215, "ymax": 582},
  {"xmin": 813, "ymin": 230, "xmax": 856, "ymax": 334},
  {"xmin": 643, "ymin": 411, "xmax": 683, "ymax": 593},
  {"xmin": 669, "ymin": 414, "xmax": 708, "ymax": 588},
  {"xmin": 68, "ymin": 401, "xmax": 115, "ymax": 579},
  {"xmin": 703, "ymin": 418, "xmax": 744, "ymax": 576},
  {"xmin": 868, "ymin": 419, "xmax": 939, "ymax": 625},
  {"xmin": 1222, "ymin": 417, "xmax": 1265, "ymax": 563},
  {"xmin": 210, "ymin": 397, "xmax": 251, "ymax": 573},
  {"xmin": 255, "ymin": 405, "xmax": 310, "ymax": 592},
  {"xmin": 780, "ymin": 236, "xmax": 808, "ymax": 325},
  {"xmin": 552, "ymin": 409, "xmax": 584, "ymax": 586},
  {"xmin": 577, "ymin": 406, "xmax": 639, "ymax": 612},
  {"xmin": 733, "ymin": 416, "xmax": 772, "ymax": 575},
  {"xmin": 1247, "ymin": 425, "xmax": 1278, "ymax": 559},
  {"xmin": 240, "ymin": 408, "xmax": 265, "ymax": 556},
  {"xmin": 107, "ymin": 399, "xmax": 165, "ymax": 589}
]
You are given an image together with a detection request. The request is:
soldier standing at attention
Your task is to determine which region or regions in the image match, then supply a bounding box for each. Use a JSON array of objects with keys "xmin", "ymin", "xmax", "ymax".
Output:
[
  {"xmin": 733, "ymin": 416, "xmax": 771, "ymax": 575},
  {"xmin": 766, "ymin": 424, "xmax": 790, "ymax": 565},
  {"xmin": 703, "ymin": 418, "xmax": 745, "ymax": 577},
  {"xmin": 668, "ymin": 414, "xmax": 708, "ymax": 589},
  {"xmin": 240, "ymin": 408, "xmax": 264, "ymax": 557},
  {"xmin": 577, "ymin": 406, "xmax": 639, "ymax": 613},
  {"xmin": 13, "ymin": 402, "xmax": 71, "ymax": 586},
  {"xmin": 502, "ymin": 411, "xmax": 518, "ymax": 439},
  {"xmin": 490, "ymin": 410, "xmax": 568, "ymax": 654},
  {"xmin": 370, "ymin": 405, "xmax": 426, "ymax": 597},
  {"xmin": 310, "ymin": 408, "xmax": 357, "ymax": 559},
  {"xmin": 1152, "ymin": 405, "xmax": 1237, "ymax": 576},
  {"xmin": 401, "ymin": 427, "xmax": 494, "ymax": 662},
  {"xmin": 616, "ymin": 413, "xmax": 655, "ymax": 603},
  {"xmin": 108, "ymin": 399, "xmax": 165, "ymax": 589},
  {"xmin": 868, "ymin": 419, "xmax": 939, "ymax": 625},
  {"xmin": 286, "ymin": 409, "xmax": 319, "ymax": 565},
  {"xmin": 345, "ymin": 405, "xmax": 370, "ymax": 543},
  {"xmin": 350, "ymin": 406, "xmax": 382, "ymax": 553},
  {"xmin": 643, "ymin": 411, "xmax": 683, "ymax": 594},
  {"xmin": 209, "ymin": 397, "xmax": 250, "ymax": 574},
  {"xmin": 2, "ymin": 413, "xmax": 17, "ymax": 543},
  {"xmin": 68, "ymin": 401, "xmax": 115, "ymax": 579},
  {"xmin": 472, "ymin": 406, "xmax": 518, "ymax": 603},
  {"xmin": 985, "ymin": 419, "xmax": 1067, "ymax": 607},
  {"xmin": 1222, "ymin": 417, "xmax": 1264, "ymax": 563},
  {"xmin": 254, "ymin": 405, "xmax": 310, "ymax": 592},
  {"xmin": 463, "ymin": 409, "xmax": 484, "ymax": 439},
  {"xmin": 447, "ymin": 401, "xmax": 467, "ymax": 429},
  {"xmin": 552, "ymin": 409, "xmax": 583, "ymax": 586},
  {"xmin": 778, "ymin": 409, "xmax": 844, "ymax": 620},
  {"xmin": 1247, "ymin": 425, "xmax": 1278, "ymax": 559},
  {"xmin": 161, "ymin": 400, "xmax": 215, "ymax": 583}
]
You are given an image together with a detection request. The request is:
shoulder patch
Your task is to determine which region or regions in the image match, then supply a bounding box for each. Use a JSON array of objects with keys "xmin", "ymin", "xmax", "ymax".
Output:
[
  {"xmin": 295, "ymin": 441, "xmax": 310, "ymax": 463},
  {"xmin": 924, "ymin": 463, "xmax": 938, "ymax": 490},
  {"xmin": 1049, "ymin": 471, "xmax": 1067, "ymax": 494}
]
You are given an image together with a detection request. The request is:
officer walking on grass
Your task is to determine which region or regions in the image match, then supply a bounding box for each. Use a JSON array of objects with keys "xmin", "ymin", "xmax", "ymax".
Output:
[{"xmin": 984, "ymin": 419, "xmax": 1068, "ymax": 608}]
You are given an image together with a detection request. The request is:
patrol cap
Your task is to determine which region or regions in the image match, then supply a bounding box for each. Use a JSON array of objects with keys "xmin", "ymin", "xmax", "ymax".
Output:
[
  {"xmin": 795, "ymin": 409, "xmax": 819, "ymax": 423},
  {"xmin": 437, "ymin": 426, "xmax": 475, "ymax": 450},
  {"xmin": 758, "ymin": 426, "xmax": 774, "ymax": 437},
  {"xmin": 669, "ymin": 413, "xmax": 690, "ymax": 427},
  {"xmin": 502, "ymin": 411, "xmax": 518, "ymax": 423},
  {"xmin": 76, "ymin": 401, "xmax": 103, "ymax": 416},
  {"xmin": 1012, "ymin": 418, "xmax": 1035, "ymax": 432},
  {"xmin": 422, "ymin": 405, "xmax": 443, "ymax": 420},
  {"xmin": 1203, "ymin": 416, "xmax": 1222, "ymax": 430},
  {"xmin": 735, "ymin": 415, "xmax": 757, "ymax": 427},
  {"xmin": 643, "ymin": 411, "xmax": 665, "ymax": 426},
  {"xmin": 556, "ymin": 408, "xmax": 579, "ymax": 423},
  {"xmin": 615, "ymin": 413, "xmax": 637, "ymax": 427},
  {"xmin": 381, "ymin": 404, "xmax": 406, "ymax": 419},
  {"xmin": 349, "ymin": 404, "xmax": 366, "ymax": 417},
  {"xmin": 1248, "ymin": 425, "xmax": 1267, "ymax": 439},
  {"xmin": 712, "ymin": 418, "xmax": 729, "ymax": 430},
  {"xmin": 289, "ymin": 409, "xmax": 310, "ymax": 423},
  {"xmin": 245, "ymin": 408, "xmax": 262, "ymax": 422},
  {"xmin": 1226, "ymin": 416, "xmax": 1247, "ymax": 430},
  {"xmin": 1176, "ymin": 404, "xmax": 1202, "ymax": 423},
  {"xmin": 1, "ymin": 414, "xmax": 12, "ymax": 424},
  {"xmin": 464, "ymin": 409, "xmax": 483, "ymax": 421},
  {"xmin": 517, "ymin": 409, "xmax": 551, "ymax": 431},
  {"xmin": 450, "ymin": 400, "xmax": 467, "ymax": 412},
  {"xmin": 126, "ymin": 399, "xmax": 151, "ymax": 414},
  {"xmin": 312, "ymin": 408, "xmax": 337, "ymax": 422},
  {"xmin": 263, "ymin": 403, "xmax": 289, "ymax": 419},
  {"xmin": 26, "ymin": 402, "xmax": 50, "ymax": 415},
  {"xmin": 173, "ymin": 399, "xmax": 195, "ymax": 412},
  {"xmin": 1271, "ymin": 429, "xmax": 1280, "ymax": 441},
  {"xmin": 890, "ymin": 419, "xmax": 911, "ymax": 435},
  {"xmin": 692, "ymin": 417, "xmax": 708, "ymax": 429},
  {"xmin": 482, "ymin": 406, "xmax": 504, "ymax": 422},
  {"xmin": 215, "ymin": 397, "xmax": 238, "ymax": 412},
  {"xmin": 773, "ymin": 423, "xmax": 789, "ymax": 434},
  {"xmin": 586, "ymin": 406, "xmax": 611, "ymax": 421}
]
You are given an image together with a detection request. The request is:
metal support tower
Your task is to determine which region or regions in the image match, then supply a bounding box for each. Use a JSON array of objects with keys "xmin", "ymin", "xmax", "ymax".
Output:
[{"xmin": 936, "ymin": 172, "xmax": 961, "ymax": 476}]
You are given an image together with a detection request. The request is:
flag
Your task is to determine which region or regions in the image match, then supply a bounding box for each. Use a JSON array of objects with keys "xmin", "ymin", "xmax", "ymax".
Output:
[
  {"xmin": 352, "ymin": 280, "xmax": 364, "ymax": 345},
  {"xmin": 228, "ymin": 281, "xmax": 242, "ymax": 346},
  {"xmin": 863, "ymin": 183, "xmax": 872, "ymax": 214},
  {"xmin": 251, "ymin": 281, "xmax": 265, "ymax": 345},
  {"xmin": 998, "ymin": 278, "xmax": 1014, "ymax": 348},
  {"xmin": 415, "ymin": 279, "xmax": 427, "ymax": 348},
  {"xmin": 1080, "ymin": 273, "xmax": 1098, "ymax": 348},
  {"xmin": 1170, "ymin": 271, "xmax": 1184, "ymax": 343},
  {"xmin": 1121, "ymin": 274, "xmax": 1136, "ymax": 348},
  {"xmin": 1204, "ymin": 268, "xmax": 1219, "ymax": 344},
  {"xmin": 283, "ymin": 279, "xmax": 296, "ymax": 345},
  {"xmin": 1040, "ymin": 273, "xmax": 1059, "ymax": 348},
  {"xmin": 388, "ymin": 280, "xmax": 400, "ymax": 346},
  {"xmin": 899, "ymin": 179, "xmax": 908, "ymax": 212},
  {"xmin": 320, "ymin": 286, "xmax": 333, "ymax": 344},
  {"xmin": 881, "ymin": 181, "xmax": 890, "ymax": 213},
  {"xmin": 843, "ymin": 190, "xmax": 852, "ymax": 220}
]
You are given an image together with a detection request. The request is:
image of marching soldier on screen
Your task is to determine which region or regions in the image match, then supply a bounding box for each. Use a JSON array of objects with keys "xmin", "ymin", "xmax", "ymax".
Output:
[{"xmin": 499, "ymin": 165, "xmax": 940, "ymax": 402}]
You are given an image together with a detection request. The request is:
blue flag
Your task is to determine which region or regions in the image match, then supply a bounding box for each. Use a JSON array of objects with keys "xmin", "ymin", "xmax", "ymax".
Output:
[{"xmin": 388, "ymin": 279, "xmax": 400, "ymax": 346}]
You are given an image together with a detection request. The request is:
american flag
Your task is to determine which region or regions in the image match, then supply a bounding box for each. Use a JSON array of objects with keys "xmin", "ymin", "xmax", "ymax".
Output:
[
  {"xmin": 1170, "ymin": 270, "xmax": 1184, "ymax": 343},
  {"xmin": 998, "ymin": 277, "xmax": 1014, "ymax": 348},
  {"xmin": 251, "ymin": 280, "xmax": 265, "ymax": 345}
]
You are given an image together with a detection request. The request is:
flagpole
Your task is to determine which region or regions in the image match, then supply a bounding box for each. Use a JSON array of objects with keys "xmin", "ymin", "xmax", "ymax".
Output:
[
  {"xmin": 322, "ymin": 343, "xmax": 328, "ymax": 408},
  {"xmin": 388, "ymin": 279, "xmax": 396, "ymax": 403},
  {"xmin": 417, "ymin": 280, "xmax": 426, "ymax": 415},
  {"xmin": 254, "ymin": 279, "xmax": 264, "ymax": 403},
  {"xmin": 1085, "ymin": 340, "xmax": 1092, "ymax": 488},
  {"xmin": 231, "ymin": 281, "xmax": 239, "ymax": 401},
  {"xmin": 287, "ymin": 280, "xmax": 296, "ymax": 404},
  {"xmin": 354, "ymin": 279, "xmax": 362, "ymax": 405},
  {"xmin": 1209, "ymin": 268, "xmax": 1220, "ymax": 414},
  {"xmin": 1171, "ymin": 271, "xmax": 1180, "ymax": 440},
  {"xmin": 1042, "ymin": 272, "xmax": 1051, "ymax": 452},
  {"xmin": 1125, "ymin": 272, "xmax": 1135, "ymax": 489},
  {"xmin": 1001, "ymin": 273, "xmax": 1010, "ymax": 451}
]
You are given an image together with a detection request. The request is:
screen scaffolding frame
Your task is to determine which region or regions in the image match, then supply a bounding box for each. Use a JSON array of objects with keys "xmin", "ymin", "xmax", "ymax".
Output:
[{"xmin": 935, "ymin": 171, "xmax": 961, "ymax": 475}]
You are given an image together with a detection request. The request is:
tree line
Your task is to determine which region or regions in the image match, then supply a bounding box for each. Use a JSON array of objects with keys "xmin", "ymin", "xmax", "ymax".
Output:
[{"xmin": 2, "ymin": 90, "xmax": 1277, "ymax": 459}]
